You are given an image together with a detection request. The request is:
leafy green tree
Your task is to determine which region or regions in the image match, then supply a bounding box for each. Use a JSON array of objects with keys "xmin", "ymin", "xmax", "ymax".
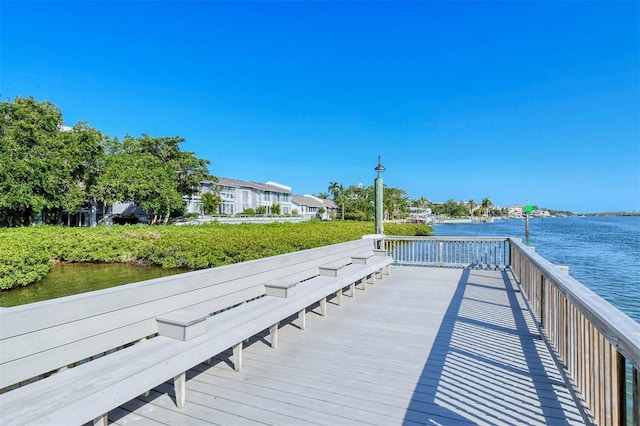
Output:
[
  {"xmin": 0, "ymin": 96, "xmax": 103, "ymax": 226},
  {"xmin": 271, "ymin": 203, "xmax": 281, "ymax": 215},
  {"xmin": 384, "ymin": 187, "xmax": 410, "ymax": 220},
  {"xmin": 106, "ymin": 134, "xmax": 211, "ymax": 197},
  {"xmin": 96, "ymin": 134, "xmax": 212, "ymax": 224},
  {"xmin": 255, "ymin": 206, "xmax": 266, "ymax": 215},
  {"xmin": 438, "ymin": 199, "xmax": 469, "ymax": 218},
  {"xmin": 94, "ymin": 151, "xmax": 184, "ymax": 224},
  {"xmin": 336, "ymin": 184, "xmax": 409, "ymax": 222}
]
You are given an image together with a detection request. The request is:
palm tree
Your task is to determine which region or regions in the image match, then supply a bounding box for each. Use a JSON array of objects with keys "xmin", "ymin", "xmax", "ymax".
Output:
[
  {"xmin": 411, "ymin": 196, "xmax": 430, "ymax": 209},
  {"xmin": 317, "ymin": 192, "xmax": 329, "ymax": 199},
  {"xmin": 468, "ymin": 199, "xmax": 477, "ymax": 221},
  {"xmin": 481, "ymin": 197, "xmax": 493, "ymax": 217},
  {"xmin": 328, "ymin": 181, "xmax": 345, "ymax": 220}
]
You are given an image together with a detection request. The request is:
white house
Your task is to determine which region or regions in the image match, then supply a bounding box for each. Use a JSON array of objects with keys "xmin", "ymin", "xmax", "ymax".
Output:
[
  {"xmin": 505, "ymin": 205, "xmax": 524, "ymax": 218},
  {"xmin": 291, "ymin": 194, "xmax": 337, "ymax": 220},
  {"xmin": 187, "ymin": 178, "xmax": 293, "ymax": 216}
]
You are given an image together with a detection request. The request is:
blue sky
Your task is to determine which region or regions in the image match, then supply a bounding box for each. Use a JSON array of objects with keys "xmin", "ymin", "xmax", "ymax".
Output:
[{"xmin": 2, "ymin": 1, "xmax": 639, "ymax": 213}]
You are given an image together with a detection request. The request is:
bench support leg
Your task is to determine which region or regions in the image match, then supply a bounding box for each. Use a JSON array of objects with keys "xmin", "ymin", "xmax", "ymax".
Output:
[
  {"xmin": 320, "ymin": 297, "xmax": 327, "ymax": 316},
  {"xmin": 367, "ymin": 274, "xmax": 375, "ymax": 285},
  {"xmin": 233, "ymin": 342, "xmax": 243, "ymax": 372},
  {"xmin": 298, "ymin": 309, "xmax": 306, "ymax": 330},
  {"xmin": 336, "ymin": 288, "xmax": 343, "ymax": 306},
  {"xmin": 174, "ymin": 372, "xmax": 186, "ymax": 409},
  {"xmin": 93, "ymin": 413, "xmax": 108, "ymax": 426},
  {"xmin": 350, "ymin": 282, "xmax": 356, "ymax": 297},
  {"xmin": 269, "ymin": 323, "xmax": 278, "ymax": 349}
]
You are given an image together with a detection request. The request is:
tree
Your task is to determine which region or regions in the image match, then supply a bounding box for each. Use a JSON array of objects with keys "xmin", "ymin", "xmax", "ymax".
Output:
[
  {"xmin": 328, "ymin": 181, "xmax": 345, "ymax": 220},
  {"xmin": 468, "ymin": 199, "xmax": 477, "ymax": 220},
  {"xmin": 481, "ymin": 197, "xmax": 493, "ymax": 217},
  {"xmin": 411, "ymin": 197, "xmax": 430, "ymax": 209},
  {"xmin": 271, "ymin": 203, "xmax": 281, "ymax": 215},
  {"xmin": 0, "ymin": 96, "xmax": 104, "ymax": 226},
  {"xmin": 384, "ymin": 187, "xmax": 410, "ymax": 220},
  {"xmin": 107, "ymin": 134, "xmax": 211, "ymax": 197},
  {"xmin": 343, "ymin": 184, "xmax": 374, "ymax": 221},
  {"xmin": 96, "ymin": 134, "xmax": 212, "ymax": 224},
  {"xmin": 200, "ymin": 191, "xmax": 221, "ymax": 215},
  {"xmin": 439, "ymin": 199, "xmax": 469, "ymax": 218},
  {"xmin": 93, "ymin": 151, "xmax": 184, "ymax": 225}
]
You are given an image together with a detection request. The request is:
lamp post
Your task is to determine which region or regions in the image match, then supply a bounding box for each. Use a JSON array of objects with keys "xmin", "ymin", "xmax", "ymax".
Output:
[{"xmin": 374, "ymin": 156, "xmax": 386, "ymax": 236}]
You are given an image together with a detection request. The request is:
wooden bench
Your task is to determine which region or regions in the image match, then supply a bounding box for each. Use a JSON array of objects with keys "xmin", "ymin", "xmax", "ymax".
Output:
[{"xmin": 0, "ymin": 238, "xmax": 392, "ymax": 425}]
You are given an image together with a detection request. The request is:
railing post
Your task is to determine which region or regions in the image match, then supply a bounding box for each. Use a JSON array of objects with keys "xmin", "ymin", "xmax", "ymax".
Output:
[
  {"xmin": 540, "ymin": 276, "xmax": 546, "ymax": 328},
  {"xmin": 634, "ymin": 366, "xmax": 639, "ymax": 426}
]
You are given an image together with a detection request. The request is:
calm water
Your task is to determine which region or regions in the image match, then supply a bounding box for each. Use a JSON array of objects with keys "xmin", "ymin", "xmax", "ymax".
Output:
[
  {"xmin": 434, "ymin": 216, "xmax": 640, "ymax": 323},
  {"xmin": 0, "ymin": 263, "xmax": 186, "ymax": 307}
]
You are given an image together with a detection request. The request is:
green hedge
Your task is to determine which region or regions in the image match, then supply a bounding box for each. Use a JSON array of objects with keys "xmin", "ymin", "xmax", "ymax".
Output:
[{"xmin": 0, "ymin": 221, "xmax": 432, "ymax": 289}]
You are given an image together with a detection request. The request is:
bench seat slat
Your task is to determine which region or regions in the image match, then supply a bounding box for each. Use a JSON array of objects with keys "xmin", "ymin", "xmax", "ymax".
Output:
[
  {"xmin": 0, "ymin": 240, "xmax": 374, "ymax": 340},
  {"xmin": 0, "ymin": 240, "xmax": 391, "ymax": 425}
]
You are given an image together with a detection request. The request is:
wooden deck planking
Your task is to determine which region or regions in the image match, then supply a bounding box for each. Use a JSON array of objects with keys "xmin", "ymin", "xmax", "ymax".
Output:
[{"xmin": 111, "ymin": 266, "xmax": 589, "ymax": 425}]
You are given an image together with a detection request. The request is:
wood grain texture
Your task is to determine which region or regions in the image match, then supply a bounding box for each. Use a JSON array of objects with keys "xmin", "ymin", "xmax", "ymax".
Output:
[{"xmin": 111, "ymin": 267, "xmax": 589, "ymax": 426}]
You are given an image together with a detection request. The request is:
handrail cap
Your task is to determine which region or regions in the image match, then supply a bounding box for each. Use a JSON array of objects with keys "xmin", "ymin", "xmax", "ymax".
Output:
[{"xmin": 362, "ymin": 234, "xmax": 385, "ymax": 240}]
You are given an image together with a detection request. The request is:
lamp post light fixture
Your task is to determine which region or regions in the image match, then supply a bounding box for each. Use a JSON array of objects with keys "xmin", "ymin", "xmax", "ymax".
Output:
[{"xmin": 374, "ymin": 156, "xmax": 385, "ymax": 236}]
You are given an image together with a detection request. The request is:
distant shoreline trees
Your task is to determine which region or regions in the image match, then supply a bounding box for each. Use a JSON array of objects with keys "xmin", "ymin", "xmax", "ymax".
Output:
[{"xmin": 326, "ymin": 181, "xmax": 410, "ymax": 221}]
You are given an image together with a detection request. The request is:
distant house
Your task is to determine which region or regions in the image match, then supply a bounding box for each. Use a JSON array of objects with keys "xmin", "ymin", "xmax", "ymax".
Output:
[
  {"xmin": 505, "ymin": 205, "xmax": 524, "ymax": 218},
  {"xmin": 187, "ymin": 178, "xmax": 293, "ymax": 216},
  {"xmin": 59, "ymin": 200, "xmax": 147, "ymax": 227},
  {"xmin": 291, "ymin": 194, "xmax": 337, "ymax": 220},
  {"xmin": 408, "ymin": 206, "xmax": 432, "ymax": 223}
]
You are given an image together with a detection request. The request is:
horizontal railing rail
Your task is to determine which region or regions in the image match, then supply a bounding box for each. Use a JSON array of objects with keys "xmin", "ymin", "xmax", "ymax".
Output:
[
  {"xmin": 509, "ymin": 237, "xmax": 640, "ymax": 426},
  {"xmin": 383, "ymin": 236, "xmax": 510, "ymax": 269},
  {"xmin": 385, "ymin": 235, "xmax": 640, "ymax": 424}
]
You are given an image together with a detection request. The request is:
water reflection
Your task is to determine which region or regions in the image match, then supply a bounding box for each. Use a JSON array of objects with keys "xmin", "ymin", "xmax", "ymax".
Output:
[{"xmin": 0, "ymin": 263, "xmax": 188, "ymax": 307}]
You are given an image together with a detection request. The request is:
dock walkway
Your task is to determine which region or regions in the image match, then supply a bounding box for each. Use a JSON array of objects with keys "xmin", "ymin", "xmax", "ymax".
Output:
[{"xmin": 108, "ymin": 266, "xmax": 589, "ymax": 425}]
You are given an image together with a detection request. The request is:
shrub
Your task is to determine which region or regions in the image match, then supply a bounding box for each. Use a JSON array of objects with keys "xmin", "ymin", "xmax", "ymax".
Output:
[{"xmin": 0, "ymin": 221, "xmax": 432, "ymax": 290}]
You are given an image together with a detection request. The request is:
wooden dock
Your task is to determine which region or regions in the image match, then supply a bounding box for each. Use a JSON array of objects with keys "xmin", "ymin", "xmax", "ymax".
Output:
[{"xmin": 107, "ymin": 266, "xmax": 589, "ymax": 425}]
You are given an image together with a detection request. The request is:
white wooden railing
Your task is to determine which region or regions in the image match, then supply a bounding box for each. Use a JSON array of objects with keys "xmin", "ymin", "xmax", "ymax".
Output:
[
  {"xmin": 384, "ymin": 236, "xmax": 640, "ymax": 425},
  {"xmin": 384, "ymin": 236, "xmax": 510, "ymax": 269}
]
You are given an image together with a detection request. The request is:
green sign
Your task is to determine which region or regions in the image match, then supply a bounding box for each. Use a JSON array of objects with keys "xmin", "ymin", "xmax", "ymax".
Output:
[{"xmin": 525, "ymin": 205, "xmax": 533, "ymax": 213}]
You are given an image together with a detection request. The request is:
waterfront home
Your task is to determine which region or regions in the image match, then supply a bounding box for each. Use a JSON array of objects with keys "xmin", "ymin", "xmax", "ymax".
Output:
[
  {"xmin": 186, "ymin": 178, "xmax": 294, "ymax": 216},
  {"xmin": 291, "ymin": 194, "xmax": 337, "ymax": 220},
  {"xmin": 505, "ymin": 204, "xmax": 525, "ymax": 218}
]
